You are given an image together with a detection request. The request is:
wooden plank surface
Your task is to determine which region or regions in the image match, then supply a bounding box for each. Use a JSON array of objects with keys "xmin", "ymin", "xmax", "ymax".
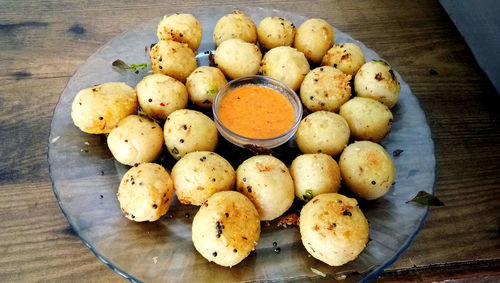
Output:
[{"xmin": 1, "ymin": 0, "xmax": 499, "ymax": 281}]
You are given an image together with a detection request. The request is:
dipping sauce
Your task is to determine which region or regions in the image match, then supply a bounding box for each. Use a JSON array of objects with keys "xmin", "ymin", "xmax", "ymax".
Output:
[{"xmin": 218, "ymin": 85, "xmax": 295, "ymax": 139}]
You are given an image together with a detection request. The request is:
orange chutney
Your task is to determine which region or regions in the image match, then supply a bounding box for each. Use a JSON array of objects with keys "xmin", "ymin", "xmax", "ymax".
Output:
[{"xmin": 218, "ymin": 85, "xmax": 295, "ymax": 139}]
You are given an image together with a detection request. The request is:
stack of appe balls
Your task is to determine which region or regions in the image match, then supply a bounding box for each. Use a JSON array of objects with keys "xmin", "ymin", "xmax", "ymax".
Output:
[{"xmin": 70, "ymin": 9, "xmax": 401, "ymax": 270}]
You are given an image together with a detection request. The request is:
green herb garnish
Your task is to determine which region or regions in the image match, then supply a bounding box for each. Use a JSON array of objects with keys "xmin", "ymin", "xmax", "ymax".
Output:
[
  {"xmin": 407, "ymin": 191, "xmax": 444, "ymax": 206},
  {"xmin": 129, "ymin": 63, "xmax": 147, "ymax": 71},
  {"xmin": 206, "ymin": 89, "xmax": 218, "ymax": 95},
  {"xmin": 303, "ymin": 190, "xmax": 314, "ymax": 202},
  {"xmin": 372, "ymin": 60, "xmax": 390, "ymax": 66}
]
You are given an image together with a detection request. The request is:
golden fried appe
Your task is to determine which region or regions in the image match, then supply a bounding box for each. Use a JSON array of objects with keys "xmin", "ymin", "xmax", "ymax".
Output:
[
  {"xmin": 71, "ymin": 82, "xmax": 137, "ymax": 134},
  {"xmin": 107, "ymin": 115, "xmax": 163, "ymax": 166},
  {"xmin": 192, "ymin": 191, "xmax": 260, "ymax": 267},
  {"xmin": 150, "ymin": 40, "xmax": 197, "ymax": 83},
  {"xmin": 163, "ymin": 109, "xmax": 218, "ymax": 160},
  {"xmin": 321, "ymin": 43, "xmax": 366, "ymax": 76},
  {"xmin": 171, "ymin": 151, "xmax": 235, "ymax": 205},
  {"xmin": 213, "ymin": 10, "xmax": 257, "ymax": 46},
  {"xmin": 290, "ymin": 153, "xmax": 341, "ymax": 201},
  {"xmin": 236, "ymin": 155, "xmax": 294, "ymax": 221},
  {"xmin": 214, "ymin": 39, "xmax": 262, "ymax": 79},
  {"xmin": 294, "ymin": 18, "xmax": 335, "ymax": 64},
  {"xmin": 157, "ymin": 13, "xmax": 202, "ymax": 52},
  {"xmin": 296, "ymin": 111, "xmax": 350, "ymax": 156},
  {"xmin": 339, "ymin": 141, "xmax": 395, "ymax": 200},
  {"xmin": 339, "ymin": 97, "xmax": 393, "ymax": 142},
  {"xmin": 136, "ymin": 74, "xmax": 188, "ymax": 120},
  {"xmin": 300, "ymin": 66, "xmax": 352, "ymax": 112},
  {"xmin": 186, "ymin": 66, "xmax": 228, "ymax": 108},
  {"xmin": 354, "ymin": 60, "xmax": 400, "ymax": 108},
  {"xmin": 118, "ymin": 163, "xmax": 174, "ymax": 222},
  {"xmin": 261, "ymin": 46, "xmax": 310, "ymax": 91},
  {"xmin": 257, "ymin": 16, "xmax": 296, "ymax": 50},
  {"xmin": 300, "ymin": 193, "xmax": 369, "ymax": 266}
]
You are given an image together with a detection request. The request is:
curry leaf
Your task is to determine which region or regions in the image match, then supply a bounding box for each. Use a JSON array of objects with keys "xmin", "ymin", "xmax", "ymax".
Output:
[
  {"xmin": 112, "ymin": 59, "xmax": 148, "ymax": 73},
  {"xmin": 393, "ymin": 149, "xmax": 404, "ymax": 157},
  {"xmin": 112, "ymin": 59, "xmax": 129, "ymax": 71},
  {"xmin": 407, "ymin": 191, "xmax": 444, "ymax": 206}
]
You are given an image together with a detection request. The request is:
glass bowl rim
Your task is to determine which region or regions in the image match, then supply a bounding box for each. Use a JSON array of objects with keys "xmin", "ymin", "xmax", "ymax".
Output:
[{"xmin": 211, "ymin": 75, "xmax": 303, "ymax": 145}]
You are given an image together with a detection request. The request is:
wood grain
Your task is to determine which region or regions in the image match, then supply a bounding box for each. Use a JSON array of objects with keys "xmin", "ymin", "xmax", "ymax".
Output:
[{"xmin": 1, "ymin": 0, "xmax": 499, "ymax": 281}]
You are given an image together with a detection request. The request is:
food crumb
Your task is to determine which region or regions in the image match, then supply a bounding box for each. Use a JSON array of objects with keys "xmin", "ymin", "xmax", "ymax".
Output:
[
  {"xmin": 84, "ymin": 141, "xmax": 90, "ymax": 146},
  {"xmin": 152, "ymin": 256, "xmax": 158, "ymax": 264},
  {"xmin": 334, "ymin": 274, "xmax": 347, "ymax": 280},
  {"xmin": 276, "ymin": 213, "xmax": 300, "ymax": 227},
  {"xmin": 51, "ymin": 136, "xmax": 60, "ymax": 143},
  {"xmin": 310, "ymin": 267, "xmax": 326, "ymax": 277}
]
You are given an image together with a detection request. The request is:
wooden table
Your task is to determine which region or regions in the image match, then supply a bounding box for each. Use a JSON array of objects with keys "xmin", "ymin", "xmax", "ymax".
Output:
[{"xmin": 1, "ymin": 0, "xmax": 499, "ymax": 281}]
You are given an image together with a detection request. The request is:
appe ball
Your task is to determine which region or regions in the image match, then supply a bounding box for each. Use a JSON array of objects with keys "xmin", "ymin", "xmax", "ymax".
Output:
[
  {"xmin": 339, "ymin": 97, "xmax": 393, "ymax": 142},
  {"xmin": 339, "ymin": 141, "xmax": 395, "ymax": 200},
  {"xmin": 192, "ymin": 191, "xmax": 260, "ymax": 267},
  {"xmin": 118, "ymin": 163, "xmax": 174, "ymax": 222},
  {"xmin": 107, "ymin": 115, "xmax": 163, "ymax": 166},
  {"xmin": 157, "ymin": 13, "xmax": 202, "ymax": 52},
  {"xmin": 294, "ymin": 18, "xmax": 335, "ymax": 64},
  {"xmin": 214, "ymin": 39, "xmax": 262, "ymax": 79},
  {"xmin": 163, "ymin": 109, "xmax": 218, "ymax": 160},
  {"xmin": 300, "ymin": 193, "xmax": 369, "ymax": 266},
  {"xmin": 354, "ymin": 60, "xmax": 400, "ymax": 108},
  {"xmin": 257, "ymin": 16, "xmax": 296, "ymax": 50},
  {"xmin": 290, "ymin": 153, "xmax": 341, "ymax": 202},
  {"xmin": 136, "ymin": 74, "xmax": 188, "ymax": 120},
  {"xmin": 296, "ymin": 111, "xmax": 350, "ymax": 156},
  {"xmin": 71, "ymin": 82, "xmax": 137, "ymax": 134},
  {"xmin": 300, "ymin": 66, "xmax": 352, "ymax": 112},
  {"xmin": 236, "ymin": 155, "xmax": 294, "ymax": 221},
  {"xmin": 321, "ymin": 43, "xmax": 366, "ymax": 76},
  {"xmin": 186, "ymin": 66, "xmax": 228, "ymax": 108},
  {"xmin": 171, "ymin": 151, "xmax": 235, "ymax": 205},
  {"xmin": 261, "ymin": 46, "xmax": 310, "ymax": 91},
  {"xmin": 213, "ymin": 10, "xmax": 257, "ymax": 46},
  {"xmin": 150, "ymin": 39, "xmax": 197, "ymax": 83}
]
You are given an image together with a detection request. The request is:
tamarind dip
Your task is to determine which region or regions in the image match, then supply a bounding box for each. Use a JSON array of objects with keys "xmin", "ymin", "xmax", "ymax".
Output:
[{"xmin": 217, "ymin": 85, "xmax": 295, "ymax": 139}]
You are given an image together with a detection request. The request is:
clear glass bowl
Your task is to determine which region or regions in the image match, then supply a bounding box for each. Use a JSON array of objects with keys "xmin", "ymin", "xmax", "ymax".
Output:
[{"xmin": 212, "ymin": 75, "xmax": 302, "ymax": 148}]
